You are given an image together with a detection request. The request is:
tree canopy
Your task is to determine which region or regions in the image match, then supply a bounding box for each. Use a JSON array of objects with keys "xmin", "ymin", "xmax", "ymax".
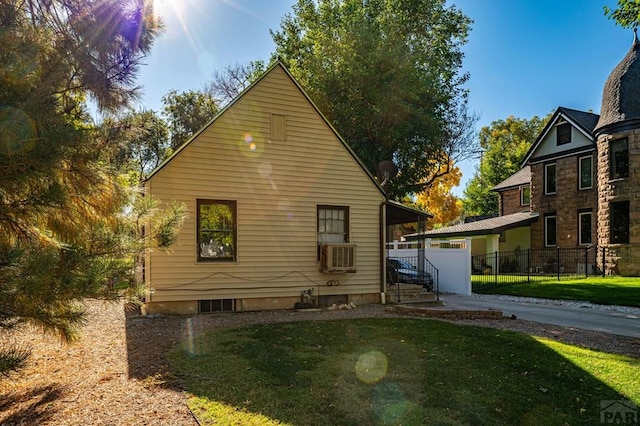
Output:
[
  {"xmin": 161, "ymin": 89, "xmax": 219, "ymax": 150},
  {"xmin": 415, "ymin": 163, "xmax": 463, "ymax": 228},
  {"xmin": 270, "ymin": 0, "xmax": 476, "ymax": 199},
  {"xmin": 207, "ymin": 61, "xmax": 267, "ymax": 106},
  {"xmin": 604, "ymin": 0, "xmax": 640, "ymax": 29},
  {"xmin": 462, "ymin": 115, "xmax": 549, "ymax": 216},
  {"xmin": 0, "ymin": 0, "xmax": 184, "ymax": 377},
  {"xmin": 99, "ymin": 109, "xmax": 170, "ymax": 179}
]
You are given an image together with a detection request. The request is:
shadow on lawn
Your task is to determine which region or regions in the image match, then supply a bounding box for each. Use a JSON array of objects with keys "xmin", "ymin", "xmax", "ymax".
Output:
[{"xmin": 138, "ymin": 317, "xmax": 636, "ymax": 425}]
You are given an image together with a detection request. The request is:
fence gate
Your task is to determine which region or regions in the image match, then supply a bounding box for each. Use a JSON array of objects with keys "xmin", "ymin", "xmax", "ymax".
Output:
[{"xmin": 386, "ymin": 239, "xmax": 471, "ymax": 295}]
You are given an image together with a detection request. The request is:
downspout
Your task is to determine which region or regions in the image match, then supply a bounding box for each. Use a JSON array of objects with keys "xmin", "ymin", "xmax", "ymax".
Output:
[{"xmin": 379, "ymin": 200, "xmax": 387, "ymax": 303}]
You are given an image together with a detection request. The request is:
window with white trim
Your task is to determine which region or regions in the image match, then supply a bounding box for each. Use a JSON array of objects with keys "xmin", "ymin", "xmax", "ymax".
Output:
[
  {"xmin": 578, "ymin": 211, "xmax": 592, "ymax": 245},
  {"xmin": 544, "ymin": 214, "xmax": 557, "ymax": 247},
  {"xmin": 579, "ymin": 155, "xmax": 593, "ymax": 190},
  {"xmin": 318, "ymin": 206, "xmax": 349, "ymax": 244},
  {"xmin": 556, "ymin": 122, "xmax": 571, "ymax": 145},
  {"xmin": 520, "ymin": 185, "xmax": 530, "ymax": 206},
  {"xmin": 545, "ymin": 163, "xmax": 557, "ymax": 195}
]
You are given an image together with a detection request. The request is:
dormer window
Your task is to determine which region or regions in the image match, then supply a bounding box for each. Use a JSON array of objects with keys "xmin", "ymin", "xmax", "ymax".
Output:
[{"xmin": 556, "ymin": 122, "xmax": 571, "ymax": 145}]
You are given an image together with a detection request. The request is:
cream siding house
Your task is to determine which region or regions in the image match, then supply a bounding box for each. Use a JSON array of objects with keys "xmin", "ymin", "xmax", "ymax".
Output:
[{"xmin": 143, "ymin": 62, "xmax": 389, "ymax": 314}]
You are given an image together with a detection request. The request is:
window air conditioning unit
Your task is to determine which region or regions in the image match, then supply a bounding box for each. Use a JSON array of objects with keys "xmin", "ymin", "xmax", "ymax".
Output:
[{"xmin": 320, "ymin": 243, "xmax": 357, "ymax": 273}]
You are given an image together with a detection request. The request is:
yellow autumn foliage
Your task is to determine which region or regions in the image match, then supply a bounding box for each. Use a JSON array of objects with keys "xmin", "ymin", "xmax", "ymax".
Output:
[{"xmin": 416, "ymin": 165, "xmax": 463, "ymax": 229}]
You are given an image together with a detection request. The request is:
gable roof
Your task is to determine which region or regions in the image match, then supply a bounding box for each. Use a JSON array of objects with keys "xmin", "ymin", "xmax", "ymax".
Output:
[
  {"xmin": 491, "ymin": 166, "xmax": 530, "ymax": 192},
  {"xmin": 144, "ymin": 60, "xmax": 384, "ymax": 196},
  {"xmin": 521, "ymin": 107, "xmax": 599, "ymax": 167},
  {"xmin": 403, "ymin": 211, "xmax": 538, "ymax": 240}
]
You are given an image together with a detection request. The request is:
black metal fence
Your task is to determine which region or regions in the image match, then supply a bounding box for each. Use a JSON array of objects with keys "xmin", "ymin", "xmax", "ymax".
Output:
[
  {"xmin": 472, "ymin": 247, "xmax": 598, "ymax": 291},
  {"xmin": 386, "ymin": 255, "xmax": 439, "ymax": 299}
]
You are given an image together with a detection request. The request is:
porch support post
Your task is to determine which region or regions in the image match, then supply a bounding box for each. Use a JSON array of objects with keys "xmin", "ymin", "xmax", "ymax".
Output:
[
  {"xmin": 486, "ymin": 234, "xmax": 500, "ymax": 275},
  {"xmin": 417, "ymin": 216, "xmax": 426, "ymax": 273}
]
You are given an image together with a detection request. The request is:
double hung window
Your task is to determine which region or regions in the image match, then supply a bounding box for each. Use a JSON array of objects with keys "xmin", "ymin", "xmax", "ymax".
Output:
[
  {"xmin": 610, "ymin": 138, "xmax": 629, "ymax": 179},
  {"xmin": 578, "ymin": 211, "xmax": 592, "ymax": 245},
  {"xmin": 544, "ymin": 214, "xmax": 557, "ymax": 247},
  {"xmin": 610, "ymin": 201, "xmax": 630, "ymax": 244},
  {"xmin": 579, "ymin": 155, "xmax": 593, "ymax": 190},
  {"xmin": 318, "ymin": 206, "xmax": 349, "ymax": 244},
  {"xmin": 197, "ymin": 200, "xmax": 237, "ymax": 261},
  {"xmin": 545, "ymin": 163, "xmax": 557, "ymax": 195}
]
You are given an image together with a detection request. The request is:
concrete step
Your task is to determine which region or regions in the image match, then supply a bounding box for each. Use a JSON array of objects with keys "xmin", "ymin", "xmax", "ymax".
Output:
[{"xmin": 385, "ymin": 286, "xmax": 438, "ymax": 304}]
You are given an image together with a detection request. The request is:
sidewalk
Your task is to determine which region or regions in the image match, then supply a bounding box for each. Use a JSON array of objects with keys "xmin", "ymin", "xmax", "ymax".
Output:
[{"xmin": 438, "ymin": 294, "xmax": 640, "ymax": 338}]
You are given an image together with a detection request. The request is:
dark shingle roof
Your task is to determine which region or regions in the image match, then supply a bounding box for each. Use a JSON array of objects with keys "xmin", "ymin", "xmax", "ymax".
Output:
[
  {"xmin": 491, "ymin": 166, "xmax": 531, "ymax": 192},
  {"xmin": 595, "ymin": 31, "xmax": 640, "ymax": 133},
  {"xmin": 521, "ymin": 107, "xmax": 598, "ymax": 167},
  {"xmin": 558, "ymin": 107, "xmax": 600, "ymax": 135},
  {"xmin": 403, "ymin": 211, "xmax": 538, "ymax": 240}
]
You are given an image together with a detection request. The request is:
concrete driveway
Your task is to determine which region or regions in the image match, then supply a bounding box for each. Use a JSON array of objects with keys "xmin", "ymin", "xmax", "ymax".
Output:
[{"xmin": 438, "ymin": 294, "xmax": 640, "ymax": 338}]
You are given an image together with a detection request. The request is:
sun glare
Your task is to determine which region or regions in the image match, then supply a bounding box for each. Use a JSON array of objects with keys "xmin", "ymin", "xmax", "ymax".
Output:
[{"xmin": 152, "ymin": 0, "xmax": 197, "ymax": 43}]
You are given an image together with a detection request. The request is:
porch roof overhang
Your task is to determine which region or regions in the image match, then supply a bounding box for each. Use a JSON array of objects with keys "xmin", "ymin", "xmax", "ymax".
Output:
[
  {"xmin": 386, "ymin": 200, "xmax": 432, "ymax": 226},
  {"xmin": 403, "ymin": 211, "xmax": 539, "ymax": 240}
]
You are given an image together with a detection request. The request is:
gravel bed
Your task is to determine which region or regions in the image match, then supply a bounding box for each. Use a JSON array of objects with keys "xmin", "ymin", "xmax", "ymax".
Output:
[{"xmin": 1, "ymin": 299, "xmax": 638, "ymax": 425}]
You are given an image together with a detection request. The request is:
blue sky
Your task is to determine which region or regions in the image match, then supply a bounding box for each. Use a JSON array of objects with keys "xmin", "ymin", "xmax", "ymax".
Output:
[{"xmin": 138, "ymin": 0, "xmax": 632, "ymax": 195}]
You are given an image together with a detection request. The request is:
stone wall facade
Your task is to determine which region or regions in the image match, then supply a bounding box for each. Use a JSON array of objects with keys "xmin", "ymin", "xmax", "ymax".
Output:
[
  {"xmin": 530, "ymin": 154, "xmax": 598, "ymax": 250},
  {"xmin": 499, "ymin": 187, "xmax": 529, "ymax": 215},
  {"xmin": 596, "ymin": 128, "xmax": 640, "ymax": 275}
]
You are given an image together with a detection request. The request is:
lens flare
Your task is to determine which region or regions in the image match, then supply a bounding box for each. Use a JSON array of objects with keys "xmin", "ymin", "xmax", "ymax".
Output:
[
  {"xmin": 185, "ymin": 317, "xmax": 196, "ymax": 354},
  {"xmin": 258, "ymin": 162, "xmax": 272, "ymax": 177},
  {"xmin": 0, "ymin": 107, "xmax": 37, "ymax": 155},
  {"xmin": 355, "ymin": 350, "xmax": 388, "ymax": 384},
  {"xmin": 238, "ymin": 132, "xmax": 264, "ymax": 157}
]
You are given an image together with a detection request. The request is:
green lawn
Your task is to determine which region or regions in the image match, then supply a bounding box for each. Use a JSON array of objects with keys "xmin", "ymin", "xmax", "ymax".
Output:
[
  {"xmin": 169, "ymin": 318, "xmax": 639, "ymax": 426},
  {"xmin": 473, "ymin": 276, "xmax": 640, "ymax": 307}
]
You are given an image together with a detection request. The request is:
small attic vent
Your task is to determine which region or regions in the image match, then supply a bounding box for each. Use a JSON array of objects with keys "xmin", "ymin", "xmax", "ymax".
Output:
[{"xmin": 271, "ymin": 114, "xmax": 286, "ymax": 140}]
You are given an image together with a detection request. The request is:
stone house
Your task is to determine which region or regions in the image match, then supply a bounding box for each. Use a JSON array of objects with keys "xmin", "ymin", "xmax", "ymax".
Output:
[{"xmin": 412, "ymin": 31, "xmax": 640, "ymax": 275}]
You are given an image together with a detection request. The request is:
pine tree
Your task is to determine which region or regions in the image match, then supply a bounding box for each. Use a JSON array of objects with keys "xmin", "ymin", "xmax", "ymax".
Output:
[{"xmin": 0, "ymin": 0, "xmax": 184, "ymax": 377}]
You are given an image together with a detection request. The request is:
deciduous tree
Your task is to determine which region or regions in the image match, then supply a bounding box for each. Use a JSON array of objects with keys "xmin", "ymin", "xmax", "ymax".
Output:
[
  {"xmin": 99, "ymin": 109, "xmax": 170, "ymax": 179},
  {"xmin": 162, "ymin": 89, "xmax": 219, "ymax": 150},
  {"xmin": 416, "ymin": 164, "xmax": 463, "ymax": 228},
  {"xmin": 604, "ymin": 0, "xmax": 640, "ymax": 28},
  {"xmin": 271, "ymin": 0, "xmax": 476, "ymax": 199},
  {"xmin": 207, "ymin": 61, "xmax": 267, "ymax": 106},
  {"xmin": 462, "ymin": 115, "xmax": 548, "ymax": 216}
]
